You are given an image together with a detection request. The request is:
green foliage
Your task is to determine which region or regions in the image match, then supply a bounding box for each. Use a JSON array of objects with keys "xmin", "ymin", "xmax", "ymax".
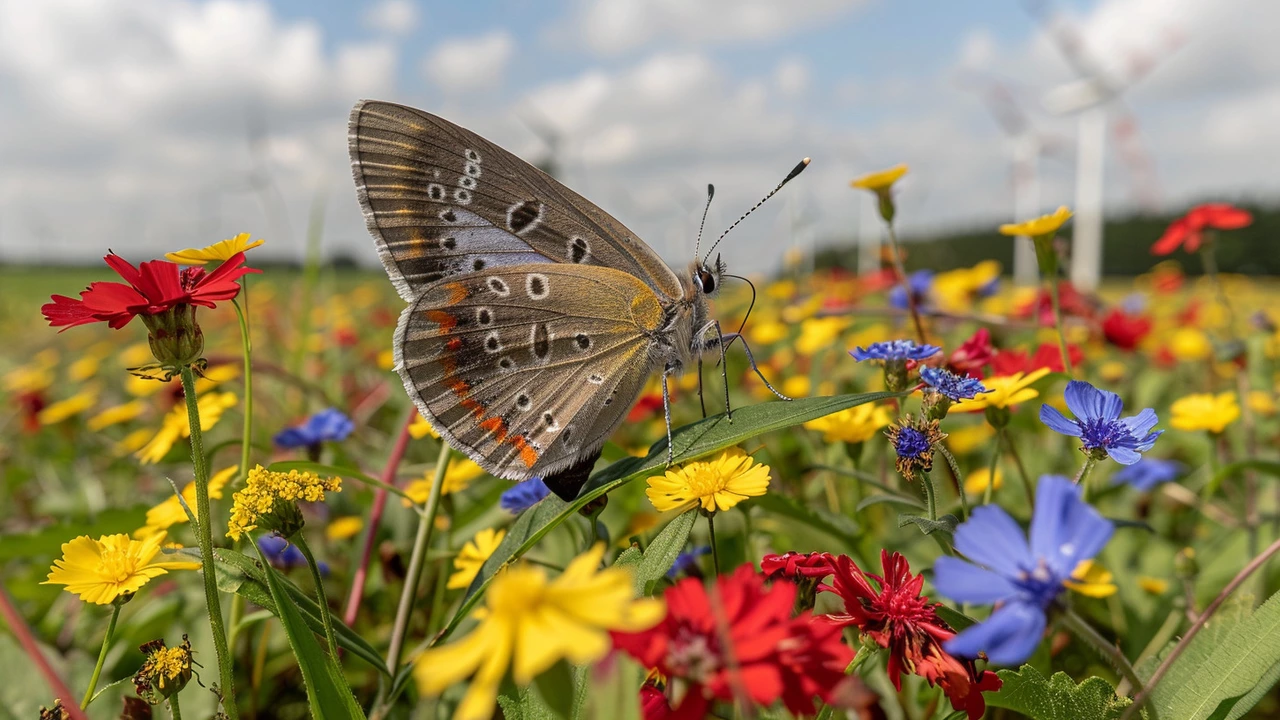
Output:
[
  {"xmin": 631, "ymin": 510, "xmax": 697, "ymax": 596},
  {"xmin": 985, "ymin": 664, "xmax": 1132, "ymax": 720}
]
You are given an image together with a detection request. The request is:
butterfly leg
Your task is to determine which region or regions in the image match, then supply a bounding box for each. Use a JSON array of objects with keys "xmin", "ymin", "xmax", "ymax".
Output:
[
  {"xmin": 662, "ymin": 363, "xmax": 676, "ymax": 467},
  {"xmin": 716, "ymin": 331, "xmax": 792, "ymax": 402},
  {"xmin": 696, "ymin": 358, "xmax": 707, "ymax": 419}
]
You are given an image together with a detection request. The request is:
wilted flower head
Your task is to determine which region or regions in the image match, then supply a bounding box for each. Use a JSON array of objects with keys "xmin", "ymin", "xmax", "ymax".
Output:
[
  {"xmin": 886, "ymin": 415, "xmax": 946, "ymax": 481},
  {"xmin": 133, "ymin": 635, "xmax": 193, "ymax": 702}
]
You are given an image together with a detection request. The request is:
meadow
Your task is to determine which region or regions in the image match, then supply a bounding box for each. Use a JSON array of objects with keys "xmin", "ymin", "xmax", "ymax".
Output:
[{"xmin": 3, "ymin": 193, "xmax": 1280, "ymax": 720}]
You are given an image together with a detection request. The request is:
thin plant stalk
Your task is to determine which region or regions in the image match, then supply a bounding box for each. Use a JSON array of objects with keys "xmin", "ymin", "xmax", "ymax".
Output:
[
  {"xmin": 884, "ymin": 222, "xmax": 927, "ymax": 343},
  {"xmin": 294, "ymin": 534, "xmax": 338, "ymax": 657},
  {"xmin": 1004, "ymin": 432, "xmax": 1036, "ymax": 506},
  {"xmin": 80, "ymin": 603, "xmax": 121, "ymax": 709},
  {"xmin": 920, "ymin": 471, "xmax": 938, "ymax": 522},
  {"xmin": 384, "ymin": 443, "xmax": 451, "ymax": 675},
  {"xmin": 178, "ymin": 366, "xmax": 238, "ymax": 719},
  {"xmin": 169, "ymin": 694, "xmax": 183, "ymax": 720},
  {"xmin": 227, "ymin": 291, "xmax": 254, "ymax": 650},
  {"xmin": 1047, "ymin": 278, "xmax": 1074, "ymax": 375},
  {"xmin": 706, "ymin": 513, "xmax": 721, "ymax": 576},
  {"xmin": 1059, "ymin": 608, "xmax": 1146, "ymax": 707},
  {"xmin": 935, "ymin": 443, "xmax": 968, "ymax": 521},
  {"xmin": 1075, "ymin": 456, "xmax": 1098, "ymax": 499},
  {"xmin": 1123, "ymin": 535, "xmax": 1280, "ymax": 720},
  {"xmin": 984, "ymin": 428, "xmax": 1002, "ymax": 506}
]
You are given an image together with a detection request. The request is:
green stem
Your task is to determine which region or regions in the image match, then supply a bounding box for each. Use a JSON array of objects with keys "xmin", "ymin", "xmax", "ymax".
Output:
[
  {"xmin": 1005, "ymin": 431, "xmax": 1036, "ymax": 507},
  {"xmin": 1047, "ymin": 277, "xmax": 1074, "ymax": 375},
  {"xmin": 707, "ymin": 513, "xmax": 721, "ymax": 576},
  {"xmin": 169, "ymin": 693, "xmax": 183, "ymax": 720},
  {"xmin": 984, "ymin": 428, "xmax": 1003, "ymax": 506},
  {"xmin": 936, "ymin": 443, "xmax": 968, "ymax": 521},
  {"xmin": 294, "ymin": 534, "xmax": 338, "ymax": 657},
  {"xmin": 384, "ymin": 443, "xmax": 450, "ymax": 676},
  {"xmin": 80, "ymin": 604, "xmax": 120, "ymax": 709},
  {"xmin": 884, "ymin": 222, "xmax": 928, "ymax": 344},
  {"xmin": 1076, "ymin": 456, "xmax": 1098, "ymax": 501},
  {"xmin": 921, "ymin": 471, "xmax": 938, "ymax": 522},
  {"xmin": 178, "ymin": 366, "xmax": 237, "ymax": 719},
  {"xmin": 227, "ymin": 291, "xmax": 254, "ymax": 652},
  {"xmin": 1059, "ymin": 608, "xmax": 1146, "ymax": 710}
]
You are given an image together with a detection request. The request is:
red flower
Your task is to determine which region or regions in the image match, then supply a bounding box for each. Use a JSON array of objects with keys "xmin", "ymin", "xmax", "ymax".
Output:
[
  {"xmin": 990, "ymin": 343, "xmax": 1082, "ymax": 375},
  {"xmin": 611, "ymin": 565, "xmax": 854, "ymax": 718},
  {"xmin": 820, "ymin": 552, "xmax": 1001, "ymax": 720},
  {"xmin": 1015, "ymin": 281, "xmax": 1095, "ymax": 326},
  {"xmin": 1152, "ymin": 203, "xmax": 1252, "ymax": 256},
  {"xmin": 1101, "ymin": 308, "xmax": 1153, "ymax": 351},
  {"xmin": 761, "ymin": 551, "xmax": 835, "ymax": 580},
  {"xmin": 42, "ymin": 252, "xmax": 260, "ymax": 331},
  {"xmin": 947, "ymin": 328, "xmax": 994, "ymax": 379}
]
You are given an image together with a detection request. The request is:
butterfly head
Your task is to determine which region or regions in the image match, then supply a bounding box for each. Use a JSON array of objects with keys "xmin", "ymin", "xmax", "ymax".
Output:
[{"xmin": 692, "ymin": 254, "xmax": 726, "ymax": 297}]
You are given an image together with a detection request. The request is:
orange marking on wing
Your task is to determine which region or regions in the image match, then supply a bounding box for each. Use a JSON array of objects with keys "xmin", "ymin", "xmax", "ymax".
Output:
[
  {"xmin": 445, "ymin": 339, "xmax": 463, "ymax": 353},
  {"xmin": 444, "ymin": 282, "xmax": 467, "ymax": 305},
  {"xmin": 509, "ymin": 435, "xmax": 539, "ymax": 468},
  {"xmin": 427, "ymin": 310, "xmax": 457, "ymax": 334},
  {"xmin": 479, "ymin": 416, "xmax": 508, "ymax": 443},
  {"xmin": 460, "ymin": 397, "xmax": 485, "ymax": 419}
]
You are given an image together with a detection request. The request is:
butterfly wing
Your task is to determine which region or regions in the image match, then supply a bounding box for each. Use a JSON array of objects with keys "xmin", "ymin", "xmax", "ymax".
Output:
[
  {"xmin": 396, "ymin": 263, "xmax": 664, "ymax": 481},
  {"xmin": 349, "ymin": 100, "xmax": 683, "ymax": 302}
]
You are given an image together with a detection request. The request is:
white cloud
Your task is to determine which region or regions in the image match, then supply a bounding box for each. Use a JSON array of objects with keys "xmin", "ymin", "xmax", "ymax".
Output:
[
  {"xmin": 571, "ymin": 0, "xmax": 866, "ymax": 56},
  {"xmin": 422, "ymin": 30, "xmax": 515, "ymax": 93},
  {"xmin": 773, "ymin": 57, "xmax": 810, "ymax": 97},
  {"xmin": 364, "ymin": 0, "xmax": 420, "ymax": 37}
]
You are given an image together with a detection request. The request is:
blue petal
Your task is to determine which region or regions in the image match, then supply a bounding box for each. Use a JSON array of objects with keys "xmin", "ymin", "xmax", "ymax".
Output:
[
  {"xmin": 1106, "ymin": 445, "xmax": 1142, "ymax": 465},
  {"xmin": 953, "ymin": 506, "xmax": 1033, "ymax": 578},
  {"xmin": 1030, "ymin": 475, "xmax": 1113, "ymax": 578},
  {"xmin": 1135, "ymin": 429, "xmax": 1164, "ymax": 452},
  {"xmin": 1062, "ymin": 380, "xmax": 1100, "ymax": 420},
  {"xmin": 1121, "ymin": 408, "xmax": 1160, "ymax": 438},
  {"xmin": 1040, "ymin": 405, "xmax": 1082, "ymax": 437},
  {"xmin": 944, "ymin": 602, "xmax": 1047, "ymax": 665},
  {"xmin": 933, "ymin": 556, "xmax": 1019, "ymax": 604}
]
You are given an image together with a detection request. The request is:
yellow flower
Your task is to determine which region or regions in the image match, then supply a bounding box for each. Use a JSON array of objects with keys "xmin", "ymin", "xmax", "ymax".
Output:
[
  {"xmin": 165, "ymin": 232, "xmax": 264, "ymax": 265},
  {"xmin": 795, "ymin": 316, "xmax": 849, "ymax": 356},
  {"xmin": 68, "ymin": 355, "xmax": 101, "ymax": 383},
  {"xmin": 1168, "ymin": 328, "xmax": 1212, "ymax": 362},
  {"xmin": 1170, "ymin": 392, "xmax": 1240, "ymax": 434},
  {"xmin": 4, "ymin": 356, "xmax": 55, "ymax": 393},
  {"xmin": 404, "ymin": 457, "xmax": 488, "ymax": 505},
  {"xmin": 952, "ymin": 368, "xmax": 1051, "ymax": 413},
  {"xmin": 135, "ymin": 466, "xmax": 238, "ymax": 539},
  {"xmin": 136, "ymin": 392, "xmax": 237, "ymax": 464},
  {"xmin": 43, "ymin": 532, "xmax": 200, "ymax": 605},
  {"xmin": 226, "ymin": 465, "xmax": 341, "ymax": 541},
  {"xmin": 1247, "ymin": 390, "xmax": 1276, "ymax": 417},
  {"xmin": 945, "ymin": 423, "xmax": 994, "ymax": 455},
  {"xmin": 408, "ymin": 413, "xmax": 440, "ymax": 440},
  {"xmin": 448, "ymin": 528, "xmax": 507, "ymax": 590},
  {"xmin": 750, "ymin": 319, "xmax": 789, "ymax": 346},
  {"xmin": 804, "ymin": 404, "xmax": 893, "ymax": 444},
  {"xmin": 1065, "ymin": 559, "xmax": 1117, "ymax": 598},
  {"xmin": 964, "ymin": 467, "xmax": 1003, "ymax": 496},
  {"xmin": 932, "ymin": 261, "xmax": 1001, "ymax": 312},
  {"xmin": 87, "ymin": 400, "xmax": 147, "ymax": 431},
  {"xmin": 37, "ymin": 389, "xmax": 99, "ymax": 425},
  {"xmin": 414, "ymin": 543, "xmax": 664, "ymax": 720},
  {"xmin": 1099, "ymin": 361, "xmax": 1127, "ymax": 384},
  {"xmin": 377, "ymin": 348, "xmax": 396, "ymax": 371},
  {"xmin": 135, "ymin": 638, "xmax": 193, "ymax": 699},
  {"xmin": 645, "ymin": 447, "xmax": 771, "ymax": 513},
  {"xmin": 1138, "ymin": 576, "xmax": 1170, "ymax": 595},
  {"xmin": 999, "ymin": 206, "xmax": 1072, "ymax": 237},
  {"xmin": 782, "ymin": 375, "xmax": 811, "ymax": 398},
  {"xmin": 850, "ymin": 164, "xmax": 908, "ymax": 192},
  {"xmin": 326, "ymin": 516, "xmax": 365, "ymax": 541}
]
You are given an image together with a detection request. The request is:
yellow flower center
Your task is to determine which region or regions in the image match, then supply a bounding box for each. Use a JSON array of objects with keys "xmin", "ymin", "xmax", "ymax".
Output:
[
  {"xmin": 682, "ymin": 464, "xmax": 728, "ymax": 499},
  {"xmin": 98, "ymin": 547, "xmax": 139, "ymax": 583},
  {"xmin": 151, "ymin": 647, "xmax": 187, "ymax": 686}
]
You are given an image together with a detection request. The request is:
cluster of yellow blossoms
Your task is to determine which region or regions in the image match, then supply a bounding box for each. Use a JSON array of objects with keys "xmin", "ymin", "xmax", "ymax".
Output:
[{"xmin": 226, "ymin": 465, "xmax": 341, "ymax": 541}]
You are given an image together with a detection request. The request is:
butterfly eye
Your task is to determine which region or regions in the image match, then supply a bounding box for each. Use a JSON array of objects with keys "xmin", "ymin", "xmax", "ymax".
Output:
[{"xmin": 698, "ymin": 270, "xmax": 716, "ymax": 294}]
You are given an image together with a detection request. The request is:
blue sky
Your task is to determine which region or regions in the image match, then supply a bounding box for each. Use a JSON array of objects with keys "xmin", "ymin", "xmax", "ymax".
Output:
[{"xmin": 0, "ymin": 0, "xmax": 1273, "ymax": 274}]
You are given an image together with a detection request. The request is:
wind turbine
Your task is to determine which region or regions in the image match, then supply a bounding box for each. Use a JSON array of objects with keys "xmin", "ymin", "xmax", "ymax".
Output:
[{"xmin": 1026, "ymin": 0, "xmax": 1180, "ymax": 291}]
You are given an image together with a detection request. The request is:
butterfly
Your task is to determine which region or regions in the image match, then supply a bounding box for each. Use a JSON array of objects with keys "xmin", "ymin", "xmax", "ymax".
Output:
[{"xmin": 349, "ymin": 100, "xmax": 802, "ymax": 501}]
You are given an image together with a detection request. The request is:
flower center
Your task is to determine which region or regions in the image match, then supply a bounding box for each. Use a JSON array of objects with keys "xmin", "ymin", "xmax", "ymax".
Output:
[
  {"xmin": 895, "ymin": 427, "xmax": 931, "ymax": 459},
  {"xmin": 683, "ymin": 466, "xmax": 727, "ymax": 499},
  {"xmin": 1014, "ymin": 558, "xmax": 1064, "ymax": 609},
  {"xmin": 97, "ymin": 548, "xmax": 139, "ymax": 584},
  {"xmin": 666, "ymin": 629, "xmax": 721, "ymax": 682},
  {"xmin": 1079, "ymin": 418, "xmax": 1127, "ymax": 450}
]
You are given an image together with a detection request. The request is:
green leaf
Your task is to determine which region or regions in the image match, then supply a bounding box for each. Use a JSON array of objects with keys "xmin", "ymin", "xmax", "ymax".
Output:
[
  {"xmin": 635, "ymin": 510, "xmax": 697, "ymax": 595},
  {"xmin": 1218, "ymin": 656, "xmax": 1280, "ymax": 720},
  {"xmin": 531, "ymin": 659, "xmax": 576, "ymax": 719},
  {"xmin": 613, "ymin": 546, "xmax": 643, "ymax": 572},
  {"xmin": 986, "ymin": 664, "xmax": 1132, "ymax": 720},
  {"xmin": 1137, "ymin": 594, "xmax": 1254, "ymax": 714},
  {"xmin": 754, "ymin": 492, "xmax": 860, "ymax": 547},
  {"xmin": 934, "ymin": 605, "xmax": 978, "ymax": 632},
  {"xmin": 267, "ymin": 460, "xmax": 416, "ymax": 503},
  {"xmin": 0, "ymin": 505, "xmax": 149, "ymax": 562},
  {"xmin": 1207, "ymin": 460, "xmax": 1280, "ymax": 497},
  {"xmin": 897, "ymin": 513, "xmax": 959, "ymax": 536},
  {"xmin": 255, "ymin": 544, "xmax": 367, "ymax": 719},
  {"xmin": 440, "ymin": 391, "xmax": 899, "ymax": 644},
  {"xmin": 497, "ymin": 687, "xmax": 559, "ymax": 720},
  {"xmin": 855, "ymin": 494, "xmax": 926, "ymax": 512},
  {"xmin": 1159, "ymin": 590, "xmax": 1280, "ymax": 720}
]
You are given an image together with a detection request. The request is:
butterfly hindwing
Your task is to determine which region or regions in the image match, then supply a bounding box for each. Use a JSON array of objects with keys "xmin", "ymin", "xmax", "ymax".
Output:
[
  {"xmin": 349, "ymin": 100, "xmax": 683, "ymax": 301},
  {"xmin": 396, "ymin": 263, "xmax": 663, "ymax": 481}
]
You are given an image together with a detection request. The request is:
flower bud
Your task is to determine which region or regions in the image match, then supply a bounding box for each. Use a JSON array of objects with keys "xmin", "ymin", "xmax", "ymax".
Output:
[
  {"xmin": 139, "ymin": 303, "xmax": 204, "ymax": 369},
  {"xmin": 883, "ymin": 359, "xmax": 910, "ymax": 392}
]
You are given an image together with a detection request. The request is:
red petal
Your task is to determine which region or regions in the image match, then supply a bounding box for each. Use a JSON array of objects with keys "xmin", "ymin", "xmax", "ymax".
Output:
[
  {"xmin": 1151, "ymin": 218, "xmax": 1189, "ymax": 255},
  {"xmin": 134, "ymin": 259, "xmax": 185, "ymax": 306},
  {"xmin": 1191, "ymin": 203, "xmax": 1253, "ymax": 230},
  {"xmin": 103, "ymin": 252, "xmax": 142, "ymax": 286},
  {"xmin": 41, "ymin": 295, "xmax": 100, "ymax": 329},
  {"xmin": 188, "ymin": 250, "xmax": 261, "ymax": 305}
]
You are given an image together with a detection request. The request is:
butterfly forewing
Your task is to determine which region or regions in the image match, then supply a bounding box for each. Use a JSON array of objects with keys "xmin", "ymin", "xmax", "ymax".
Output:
[
  {"xmin": 349, "ymin": 100, "xmax": 683, "ymax": 301},
  {"xmin": 396, "ymin": 263, "xmax": 664, "ymax": 480}
]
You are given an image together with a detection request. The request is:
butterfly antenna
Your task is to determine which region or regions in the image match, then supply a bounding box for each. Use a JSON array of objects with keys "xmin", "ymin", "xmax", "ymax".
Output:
[
  {"xmin": 703, "ymin": 157, "xmax": 810, "ymax": 265},
  {"xmin": 721, "ymin": 273, "xmax": 757, "ymax": 354},
  {"xmin": 693, "ymin": 183, "xmax": 715, "ymax": 261}
]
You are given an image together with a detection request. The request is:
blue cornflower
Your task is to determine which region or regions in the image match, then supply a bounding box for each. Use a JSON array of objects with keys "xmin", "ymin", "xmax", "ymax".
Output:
[
  {"xmin": 850, "ymin": 339, "xmax": 941, "ymax": 363},
  {"xmin": 667, "ymin": 546, "xmax": 712, "ymax": 578},
  {"xmin": 919, "ymin": 366, "xmax": 988, "ymax": 401},
  {"xmin": 1113, "ymin": 457, "xmax": 1184, "ymax": 492},
  {"xmin": 274, "ymin": 408, "xmax": 355, "ymax": 448},
  {"xmin": 933, "ymin": 475, "xmax": 1114, "ymax": 665},
  {"xmin": 885, "ymin": 415, "xmax": 945, "ymax": 480},
  {"xmin": 889, "ymin": 269, "xmax": 934, "ymax": 310},
  {"xmin": 500, "ymin": 477, "xmax": 550, "ymax": 514},
  {"xmin": 257, "ymin": 535, "xmax": 329, "ymax": 575},
  {"xmin": 1039, "ymin": 380, "xmax": 1162, "ymax": 465}
]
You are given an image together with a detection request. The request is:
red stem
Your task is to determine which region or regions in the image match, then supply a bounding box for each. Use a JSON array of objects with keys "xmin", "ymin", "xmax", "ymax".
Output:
[
  {"xmin": 342, "ymin": 412, "xmax": 415, "ymax": 627},
  {"xmin": 0, "ymin": 587, "xmax": 91, "ymax": 720}
]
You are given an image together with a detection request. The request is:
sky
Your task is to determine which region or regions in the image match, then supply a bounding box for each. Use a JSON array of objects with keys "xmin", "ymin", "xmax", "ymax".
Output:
[{"xmin": 0, "ymin": 0, "xmax": 1275, "ymax": 275}]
